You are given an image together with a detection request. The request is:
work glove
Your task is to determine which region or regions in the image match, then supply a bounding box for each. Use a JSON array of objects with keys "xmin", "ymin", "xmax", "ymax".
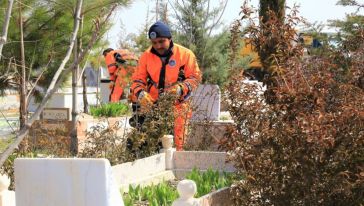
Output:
[
  {"xmin": 166, "ymin": 84, "xmax": 183, "ymax": 97},
  {"xmin": 138, "ymin": 91, "xmax": 154, "ymax": 113},
  {"xmin": 114, "ymin": 52, "xmax": 126, "ymax": 64}
]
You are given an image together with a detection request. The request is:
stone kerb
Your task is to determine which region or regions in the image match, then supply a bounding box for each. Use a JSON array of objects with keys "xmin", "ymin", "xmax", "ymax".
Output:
[
  {"xmin": 108, "ymin": 141, "xmax": 236, "ymax": 205},
  {"xmin": 191, "ymin": 84, "xmax": 220, "ymax": 121},
  {"xmin": 172, "ymin": 151, "xmax": 236, "ymax": 178},
  {"xmin": 172, "ymin": 179, "xmax": 233, "ymax": 206},
  {"xmin": 199, "ymin": 187, "xmax": 233, "ymax": 206},
  {"xmin": 111, "ymin": 151, "xmax": 236, "ymax": 187},
  {"xmin": 14, "ymin": 158, "xmax": 124, "ymax": 206},
  {"xmin": 112, "ymin": 153, "xmax": 175, "ymax": 191}
]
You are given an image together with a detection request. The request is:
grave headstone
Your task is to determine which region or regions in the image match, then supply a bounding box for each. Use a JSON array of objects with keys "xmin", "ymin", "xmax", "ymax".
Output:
[
  {"xmin": 15, "ymin": 158, "xmax": 124, "ymax": 206},
  {"xmin": 41, "ymin": 108, "xmax": 70, "ymax": 121},
  {"xmin": 191, "ymin": 84, "xmax": 220, "ymax": 121}
]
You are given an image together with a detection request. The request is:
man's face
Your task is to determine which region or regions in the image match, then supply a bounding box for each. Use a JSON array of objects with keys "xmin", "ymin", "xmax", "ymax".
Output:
[{"xmin": 151, "ymin": 37, "xmax": 171, "ymax": 55}]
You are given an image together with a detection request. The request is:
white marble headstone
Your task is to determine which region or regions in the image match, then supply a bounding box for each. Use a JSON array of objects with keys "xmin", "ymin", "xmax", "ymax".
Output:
[
  {"xmin": 191, "ymin": 84, "xmax": 221, "ymax": 121},
  {"xmin": 14, "ymin": 158, "xmax": 124, "ymax": 206}
]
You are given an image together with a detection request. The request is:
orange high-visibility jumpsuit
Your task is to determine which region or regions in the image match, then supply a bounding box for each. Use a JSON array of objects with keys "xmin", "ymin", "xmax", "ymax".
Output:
[
  {"xmin": 104, "ymin": 49, "xmax": 138, "ymax": 102},
  {"xmin": 131, "ymin": 42, "xmax": 201, "ymax": 150}
]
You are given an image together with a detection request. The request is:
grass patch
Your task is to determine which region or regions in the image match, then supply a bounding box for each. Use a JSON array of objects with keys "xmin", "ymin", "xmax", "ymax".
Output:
[
  {"xmin": 186, "ymin": 168, "xmax": 235, "ymax": 197},
  {"xmin": 90, "ymin": 102, "xmax": 130, "ymax": 117},
  {"xmin": 123, "ymin": 182, "xmax": 178, "ymax": 206}
]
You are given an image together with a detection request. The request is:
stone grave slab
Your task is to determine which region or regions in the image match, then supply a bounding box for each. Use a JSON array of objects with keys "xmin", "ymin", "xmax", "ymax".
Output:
[
  {"xmin": 15, "ymin": 158, "xmax": 124, "ymax": 206},
  {"xmin": 41, "ymin": 108, "xmax": 70, "ymax": 121}
]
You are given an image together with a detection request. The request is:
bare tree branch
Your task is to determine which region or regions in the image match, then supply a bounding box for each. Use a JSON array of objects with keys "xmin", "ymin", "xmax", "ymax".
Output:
[
  {"xmin": 26, "ymin": 67, "xmax": 46, "ymax": 101},
  {"xmin": 0, "ymin": 1, "xmax": 119, "ymax": 167},
  {"xmin": 77, "ymin": 59, "xmax": 89, "ymax": 84},
  {"xmin": 167, "ymin": 0, "xmax": 188, "ymax": 34},
  {"xmin": 202, "ymin": 0, "xmax": 211, "ymax": 31},
  {"xmin": 0, "ymin": 0, "xmax": 14, "ymax": 61},
  {"xmin": 0, "ymin": 0, "xmax": 84, "ymax": 167},
  {"xmin": 207, "ymin": 0, "xmax": 228, "ymax": 37}
]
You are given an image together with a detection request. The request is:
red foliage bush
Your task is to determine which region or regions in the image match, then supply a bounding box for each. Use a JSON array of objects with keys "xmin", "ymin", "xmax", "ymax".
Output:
[{"xmin": 223, "ymin": 3, "xmax": 364, "ymax": 206}]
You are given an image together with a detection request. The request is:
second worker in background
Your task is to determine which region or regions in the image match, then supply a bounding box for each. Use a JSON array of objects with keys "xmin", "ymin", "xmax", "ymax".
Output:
[
  {"xmin": 130, "ymin": 21, "xmax": 201, "ymax": 151},
  {"xmin": 103, "ymin": 48, "xmax": 138, "ymax": 102}
]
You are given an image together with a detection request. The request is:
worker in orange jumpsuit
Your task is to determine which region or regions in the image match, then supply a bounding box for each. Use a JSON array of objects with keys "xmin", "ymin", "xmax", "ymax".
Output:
[
  {"xmin": 103, "ymin": 48, "xmax": 138, "ymax": 102},
  {"xmin": 130, "ymin": 21, "xmax": 201, "ymax": 151}
]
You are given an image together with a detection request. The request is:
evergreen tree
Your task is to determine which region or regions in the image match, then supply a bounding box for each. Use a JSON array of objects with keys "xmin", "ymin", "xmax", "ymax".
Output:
[
  {"xmin": 0, "ymin": 0, "xmax": 132, "ymax": 93},
  {"xmin": 170, "ymin": 0, "xmax": 228, "ymax": 85},
  {"xmin": 155, "ymin": 0, "xmax": 168, "ymax": 23},
  {"xmin": 329, "ymin": 0, "xmax": 364, "ymax": 52}
]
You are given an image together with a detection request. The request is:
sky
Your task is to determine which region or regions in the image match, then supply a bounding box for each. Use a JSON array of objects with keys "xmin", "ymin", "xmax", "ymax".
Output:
[{"xmin": 106, "ymin": 0, "xmax": 360, "ymax": 48}]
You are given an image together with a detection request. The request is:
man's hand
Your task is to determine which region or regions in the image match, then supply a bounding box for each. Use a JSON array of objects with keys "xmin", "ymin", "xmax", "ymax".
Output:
[
  {"xmin": 138, "ymin": 91, "xmax": 154, "ymax": 113},
  {"xmin": 166, "ymin": 84, "xmax": 183, "ymax": 96},
  {"xmin": 114, "ymin": 52, "xmax": 126, "ymax": 64}
]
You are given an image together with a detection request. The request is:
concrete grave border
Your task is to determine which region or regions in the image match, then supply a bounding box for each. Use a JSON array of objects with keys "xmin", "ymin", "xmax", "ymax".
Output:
[{"xmin": 112, "ymin": 150, "xmax": 236, "ymax": 206}]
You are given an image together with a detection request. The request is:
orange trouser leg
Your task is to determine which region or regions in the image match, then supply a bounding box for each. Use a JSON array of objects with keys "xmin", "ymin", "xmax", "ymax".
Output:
[
  {"xmin": 109, "ymin": 76, "xmax": 124, "ymax": 102},
  {"xmin": 174, "ymin": 103, "xmax": 192, "ymax": 151}
]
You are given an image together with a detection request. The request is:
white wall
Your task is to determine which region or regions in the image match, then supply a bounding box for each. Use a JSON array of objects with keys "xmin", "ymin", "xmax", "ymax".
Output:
[{"xmin": 28, "ymin": 87, "xmax": 100, "ymax": 113}]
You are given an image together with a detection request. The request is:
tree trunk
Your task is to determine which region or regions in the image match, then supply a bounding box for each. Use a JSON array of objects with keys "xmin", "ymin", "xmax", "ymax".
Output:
[
  {"xmin": 70, "ymin": 5, "xmax": 80, "ymax": 155},
  {"xmin": 0, "ymin": 0, "xmax": 14, "ymax": 61},
  {"xmin": 96, "ymin": 66, "xmax": 100, "ymax": 106},
  {"xmin": 79, "ymin": 16, "xmax": 88, "ymax": 114},
  {"xmin": 259, "ymin": 0, "xmax": 286, "ymax": 103},
  {"xmin": 18, "ymin": 0, "xmax": 27, "ymax": 130},
  {"xmin": 82, "ymin": 71, "xmax": 88, "ymax": 113},
  {"xmin": 258, "ymin": 0, "xmax": 286, "ymax": 72},
  {"xmin": 259, "ymin": 0, "xmax": 285, "ymax": 24}
]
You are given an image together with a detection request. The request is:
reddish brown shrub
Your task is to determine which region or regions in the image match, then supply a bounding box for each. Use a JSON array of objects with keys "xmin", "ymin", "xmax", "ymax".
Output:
[{"xmin": 222, "ymin": 3, "xmax": 364, "ymax": 206}]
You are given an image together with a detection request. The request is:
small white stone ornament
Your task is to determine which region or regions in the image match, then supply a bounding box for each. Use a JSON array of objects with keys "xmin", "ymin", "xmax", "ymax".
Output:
[
  {"xmin": 161, "ymin": 134, "xmax": 174, "ymax": 149},
  {"xmin": 172, "ymin": 179, "xmax": 200, "ymax": 206}
]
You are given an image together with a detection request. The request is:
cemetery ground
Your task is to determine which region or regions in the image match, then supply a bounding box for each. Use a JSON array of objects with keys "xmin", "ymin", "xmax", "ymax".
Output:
[
  {"xmin": 1, "ymin": 72, "xmax": 362, "ymax": 206},
  {"xmin": 0, "ymin": 84, "xmax": 238, "ymax": 206}
]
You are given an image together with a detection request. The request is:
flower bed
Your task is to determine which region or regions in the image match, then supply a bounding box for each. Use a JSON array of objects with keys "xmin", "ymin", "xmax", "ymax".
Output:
[{"xmin": 122, "ymin": 168, "xmax": 235, "ymax": 206}]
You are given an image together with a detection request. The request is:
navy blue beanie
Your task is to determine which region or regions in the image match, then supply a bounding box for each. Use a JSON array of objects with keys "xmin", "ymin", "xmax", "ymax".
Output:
[{"xmin": 148, "ymin": 21, "xmax": 172, "ymax": 39}]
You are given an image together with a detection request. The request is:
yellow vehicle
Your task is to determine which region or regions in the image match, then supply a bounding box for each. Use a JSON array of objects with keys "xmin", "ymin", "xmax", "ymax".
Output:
[
  {"xmin": 240, "ymin": 38, "xmax": 262, "ymax": 68},
  {"xmin": 240, "ymin": 38, "xmax": 266, "ymax": 80},
  {"xmin": 240, "ymin": 32, "xmax": 321, "ymax": 66},
  {"xmin": 239, "ymin": 33, "xmax": 323, "ymax": 80}
]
